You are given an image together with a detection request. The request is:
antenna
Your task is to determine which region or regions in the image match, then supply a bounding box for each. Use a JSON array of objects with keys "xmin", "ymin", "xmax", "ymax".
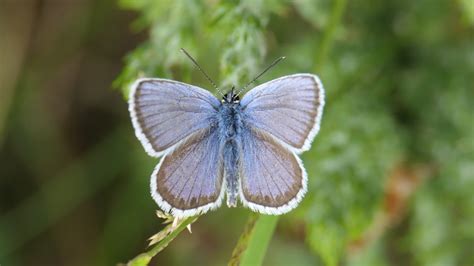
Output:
[
  {"xmin": 235, "ymin": 56, "xmax": 286, "ymax": 96},
  {"xmin": 180, "ymin": 48, "xmax": 224, "ymax": 97}
]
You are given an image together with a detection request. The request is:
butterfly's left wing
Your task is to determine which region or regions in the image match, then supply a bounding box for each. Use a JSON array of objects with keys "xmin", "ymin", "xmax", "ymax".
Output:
[
  {"xmin": 151, "ymin": 128, "xmax": 225, "ymax": 218},
  {"xmin": 240, "ymin": 74, "xmax": 324, "ymax": 153},
  {"xmin": 238, "ymin": 128, "xmax": 306, "ymax": 214},
  {"xmin": 129, "ymin": 78, "xmax": 220, "ymax": 157}
]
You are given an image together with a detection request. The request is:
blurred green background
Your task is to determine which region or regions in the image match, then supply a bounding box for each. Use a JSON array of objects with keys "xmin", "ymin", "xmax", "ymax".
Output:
[{"xmin": 1, "ymin": 0, "xmax": 473, "ymax": 265}]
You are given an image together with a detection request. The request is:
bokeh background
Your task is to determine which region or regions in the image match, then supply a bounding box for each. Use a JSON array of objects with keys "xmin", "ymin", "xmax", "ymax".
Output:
[{"xmin": 1, "ymin": 0, "xmax": 473, "ymax": 265}]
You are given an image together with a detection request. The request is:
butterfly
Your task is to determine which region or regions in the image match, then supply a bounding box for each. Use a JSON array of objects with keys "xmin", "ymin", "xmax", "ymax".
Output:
[{"xmin": 128, "ymin": 51, "xmax": 325, "ymax": 218}]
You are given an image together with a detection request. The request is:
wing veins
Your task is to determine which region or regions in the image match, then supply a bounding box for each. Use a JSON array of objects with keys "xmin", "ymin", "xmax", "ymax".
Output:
[
  {"xmin": 163, "ymin": 140, "xmax": 200, "ymax": 184},
  {"xmin": 258, "ymin": 148, "xmax": 286, "ymax": 200},
  {"xmin": 248, "ymin": 137, "xmax": 265, "ymax": 199},
  {"xmin": 263, "ymin": 144, "xmax": 294, "ymax": 190},
  {"xmin": 254, "ymin": 111, "xmax": 308, "ymax": 137},
  {"xmin": 182, "ymin": 138, "xmax": 208, "ymax": 205}
]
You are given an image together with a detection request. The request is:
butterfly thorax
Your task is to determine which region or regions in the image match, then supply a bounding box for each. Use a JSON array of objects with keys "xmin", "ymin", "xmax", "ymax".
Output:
[{"xmin": 218, "ymin": 102, "xmax": 242, "ymax": 139}]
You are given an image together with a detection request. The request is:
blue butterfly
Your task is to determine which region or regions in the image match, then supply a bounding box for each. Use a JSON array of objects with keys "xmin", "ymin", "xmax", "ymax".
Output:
[{"xmin": 129, "ymin": 50, "xmax": 325, "ymax": 218}]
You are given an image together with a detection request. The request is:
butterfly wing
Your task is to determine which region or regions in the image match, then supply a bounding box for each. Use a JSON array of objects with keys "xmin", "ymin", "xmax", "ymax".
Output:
[
  {"xmin": 238, "ymin": 128, "xmax": 306, "ymax": 214},
  {"xmin": 151, "ymin": 128, "xmax": 225, "ymax": 218},
  {"xmin": 129, "ymin": 78, "xmax": 221, "ymax": 157},
  {"xmin": 240, "ymin": 74, "xmax": 325, "ymax": 153}
]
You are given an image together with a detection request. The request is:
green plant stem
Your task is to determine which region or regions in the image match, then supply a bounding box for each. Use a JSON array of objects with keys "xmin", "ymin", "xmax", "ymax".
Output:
[
  {"xmin": 314, "ymin": 0, "xmax": 347, "ymax": 72},
  {"xmin": 228, "ymin": 214, "xmax": 279, "ymax": 266},
  {"xmin": 126, "ymin": 216, "xmax": 198, "ymax": 266}
]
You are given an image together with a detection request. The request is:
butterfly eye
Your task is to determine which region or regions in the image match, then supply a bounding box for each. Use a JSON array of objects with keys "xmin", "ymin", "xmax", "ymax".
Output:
[
  {"xmin": 232, "ymin": 95, "xmax": 240, "ymax": 103},
  {"xmin": 222, "ymin": 93, "xmax": 229, "ymax": 103}
]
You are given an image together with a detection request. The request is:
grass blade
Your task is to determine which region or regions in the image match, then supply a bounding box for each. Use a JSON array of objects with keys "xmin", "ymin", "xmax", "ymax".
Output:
[
  {"xmin": 124, "ymin": 216, "xmax": 198, "ymax": 266},
  {"xmin": 228, "ymin": 214, "xmax": 278, "ymax": 266}
]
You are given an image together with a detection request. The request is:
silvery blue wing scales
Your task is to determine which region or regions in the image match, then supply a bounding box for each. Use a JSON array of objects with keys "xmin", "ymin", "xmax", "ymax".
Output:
[{"xmin": 128, "ymin": 53, "xmax": 325, "ymax": 218}]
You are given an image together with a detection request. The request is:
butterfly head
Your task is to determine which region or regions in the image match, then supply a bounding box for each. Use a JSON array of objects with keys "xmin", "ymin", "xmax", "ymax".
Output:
[{"xmin": 222, "ymin": 86, "xmax": 240, "ymax": 104}]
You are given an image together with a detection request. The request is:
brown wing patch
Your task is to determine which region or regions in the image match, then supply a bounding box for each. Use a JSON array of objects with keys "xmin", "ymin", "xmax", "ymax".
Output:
[
  {"xmin": 153, "ymin": 129, "xmax": 224, "ymax": 210},
  {"xmin": 239, "ymin": 128, "xmax": 304, "ymax": 208}
]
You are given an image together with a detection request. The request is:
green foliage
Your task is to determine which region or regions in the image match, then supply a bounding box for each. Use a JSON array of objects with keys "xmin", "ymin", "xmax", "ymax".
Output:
[
  {"xmin": 115, "ymin": 0, "xmax": 286, "ymax": 97},
  {"xmin": 300, "ymin": 86, "xmax": 403, "ymax": 266},
  {"xmin": 125, "ymin": 215, "xmax": 198, "ymax": 266},
  {"xmin": 115, "ymin": 0, "xmax": 474, "ymax": 265},
  {"xmin": 229, "ymin": 214, "xmax": 278, "ymax": 266},
  {"xmin": 459, "ymin": 0, "xmax": 474, "ymax": 24}
]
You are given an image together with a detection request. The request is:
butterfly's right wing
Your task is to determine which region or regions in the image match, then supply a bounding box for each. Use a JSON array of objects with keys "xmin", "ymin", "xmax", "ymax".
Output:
[
  {"xmin": 129, "ymin": 78, "xmax": 221, "ymax": 157},
  {"xmin": 238, "ymin": 128, "xmax": 306, "ymax": 215},
  {"xmin": 240, "ymin": 74, "xmax": 324, "ymax": 154},
  {"xmin": 237, "ymin": 74, "xmax": 324, "ymax": 214}
]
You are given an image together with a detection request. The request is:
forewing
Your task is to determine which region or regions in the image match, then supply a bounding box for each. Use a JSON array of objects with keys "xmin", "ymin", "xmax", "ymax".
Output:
[
  {"xmin": 129, "ymin": 78, "xmax": 220, "ymax": 157},
  {"xmin": 239, "ymin": 128, "xmax": 306, "ymax": 215},
  {"xmin": 151, "ymin": 128, "xmax": 224, "ymax": 218},
  {"xmin": 240, "ymin": 74, "xmax": 324, "ymax": 153}
]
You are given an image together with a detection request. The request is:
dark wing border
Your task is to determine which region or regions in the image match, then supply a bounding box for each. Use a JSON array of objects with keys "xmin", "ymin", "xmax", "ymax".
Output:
[
  {"xmin": 238, "ymin": 128, "xmax": 308, "ymax": 215},
  {"xmin": 150, "ymin": 128, "xmax": 226, "ymax": 218}
]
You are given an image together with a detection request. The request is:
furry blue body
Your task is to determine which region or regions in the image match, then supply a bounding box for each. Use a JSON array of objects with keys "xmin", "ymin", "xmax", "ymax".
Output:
[{"xmin": 217, "ymin": 102, "xmax": 244, "ymax": 207}]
